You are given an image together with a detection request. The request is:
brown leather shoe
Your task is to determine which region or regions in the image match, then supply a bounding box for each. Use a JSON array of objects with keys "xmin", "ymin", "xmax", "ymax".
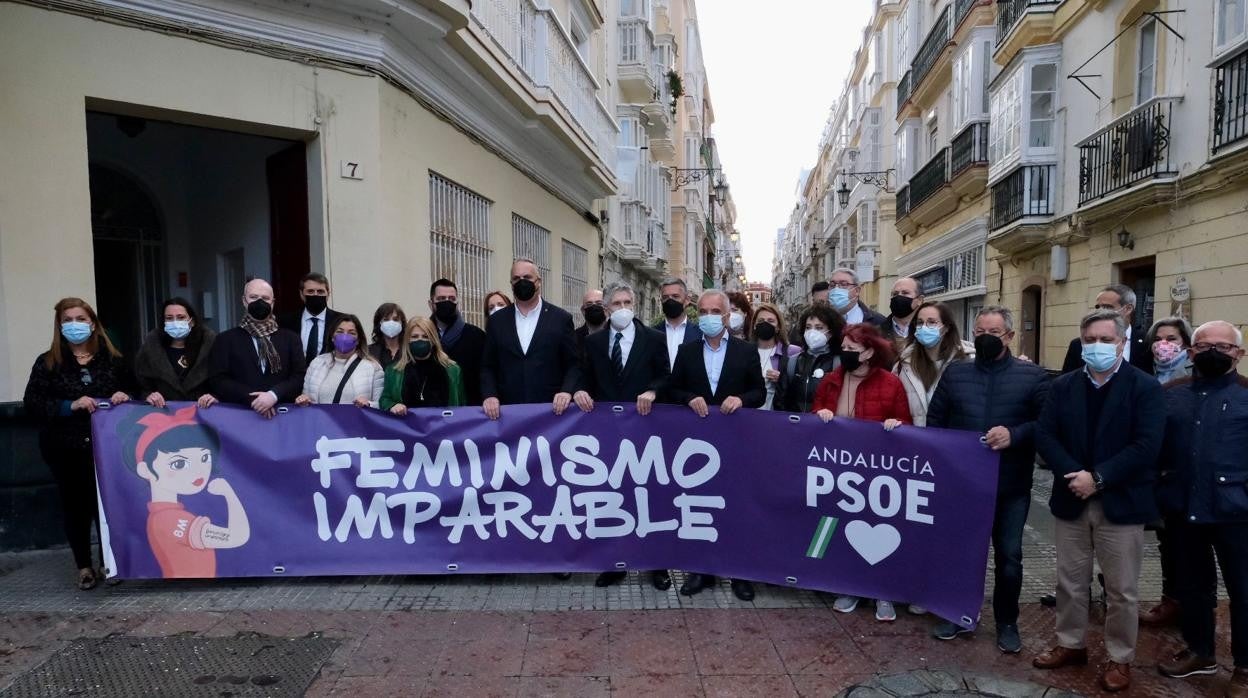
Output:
[
  {"xmin": 1100, "ymin": 662, "xmax": 1131, "ymax": 692},
  {"xmin": 1227, "ymin": 667, "xmax": 1248, "ymax": 698},
  {"xmin": 1033, "ymin": 646, "xmax": 1089, "ymax": 670},
  {"xmin": 1140, "ymin": 596, "xmax": 1181, "ymax": 625},
  {"xmin": 1159, "ymin": 648, "xmax": 1218, "ymax": 678}
]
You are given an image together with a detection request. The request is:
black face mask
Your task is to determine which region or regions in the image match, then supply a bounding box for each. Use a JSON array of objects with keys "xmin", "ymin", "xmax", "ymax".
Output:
[
  {"xmin": 512, "ymin": 278, "xmax": 537, "ymax": 302},
  {"xmin": 889, "ymin": 295, "xmax": 915, "ymax": 319},
  {"xmin": 434, "ymin": 300, "xmax": 459, "ymax": 325},
  {"xmin": 840, "ymin": 350, "xmax": 862, "ymax": 372},
  {"xmin": 974, "ymin": 334, "xmax": 1004, "ymax": 363},
  {"xmin": 1193, "ymin": 349, "xmax": 1234, "ymax": 378},
  {"xmin": 662, "ymin": 298, "xmax": 685, "ymax": 319},
  {"xmin": 247, "ymin": 300, "xmax": 272, "ymax": 321},
  {"xmin": 753, "ymin": 322, "xmax": 777, "ymax": 341},
  {"xmin": 303, "ymin": 295, "xmax": 327, "ymax": 315},
  {"xmin": 583, "ymin": 305, "xmax": 607, "ymax": 326},
  {"xmin": 409, "ymin": 340, "xmax": 432, "ymax": 359}
]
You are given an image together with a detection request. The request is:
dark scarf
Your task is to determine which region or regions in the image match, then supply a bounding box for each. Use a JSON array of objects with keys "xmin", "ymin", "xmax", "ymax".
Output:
[
  {"xmin": 240, "ymin": 314, "xmax": 282, "ymax": 373},
  {"xmin": 439, "ymin": 313, "xmax": 466, "ymax": 350}
]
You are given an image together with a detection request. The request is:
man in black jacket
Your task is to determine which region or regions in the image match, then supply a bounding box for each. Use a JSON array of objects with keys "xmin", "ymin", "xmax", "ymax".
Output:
[
  {"xmin": 208, "ymin": 278, "xmax": 306, "ymax": 418},
  {"xmin": 277, "ymin": 272, "xmax": 343, "ymax": 367},
  {"xmin": 1059, "ymin": 284, "xmax": 1152, "ymax": 375},
  {"xmin": 926, "ymin": 305, "xmax": 1050, "ymax": 652},
  {"xmin": 668, "ymin": 289, "xmax": 765, "ymax": 601},
  {"xmin": 1032, "ymin": 310, "xmax": 1164, "ymax": 693},
  {"xmin": 829, "ymin": 268, "xmax": 887, "ymax": 328},
  {"xmin": 481, "ymin": 258, "xmax": 580, "ymax": 418},
  {"xmin": 429, "ymin": 278, "xmax": 487, "ymax": 405},
  {"xmin": 881, "ymin": 276, "xmax": 923, "ymax": 354},
  {"xmin": 1156, "ymin": 321, "xmax": 1248, "ymax": 696},
  {"xmin": 574, "ymin": 288, "xmax": 607, "ymax": 364},
  {"xmin": 573, "ymin": 282, "xmax": 672, "ymax": 591}
]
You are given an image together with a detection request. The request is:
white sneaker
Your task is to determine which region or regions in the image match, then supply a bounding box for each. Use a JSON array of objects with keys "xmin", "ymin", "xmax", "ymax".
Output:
[
  {"xmin": 833, "ymin": 595, "xmax": 860, "ymax": 613},
  {"xmin": 875, "ymin": 600, "xmax": 897, "ymax": 622},
  {"xmin": 908, "ymin": 604, "xmax": 927, "ymax": 615}
]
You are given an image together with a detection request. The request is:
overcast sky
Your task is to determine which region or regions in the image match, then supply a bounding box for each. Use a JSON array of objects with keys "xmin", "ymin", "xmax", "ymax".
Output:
[{"xmin": 698, "ymin": 1, "xmax": 875, "ymax": 283}]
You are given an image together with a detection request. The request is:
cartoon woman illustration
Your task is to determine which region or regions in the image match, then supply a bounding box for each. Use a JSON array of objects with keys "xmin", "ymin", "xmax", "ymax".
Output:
[{"xmin": 120, "ymin": 405, "xmax": 250, "ymax": 578}]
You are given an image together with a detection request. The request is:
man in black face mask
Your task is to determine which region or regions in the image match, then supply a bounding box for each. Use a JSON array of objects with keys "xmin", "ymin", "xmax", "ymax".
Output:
[
  {"xmin": 574, "ymin": 289, "xmax": 607, "ymax": 365},
  {"xmin": 277, "ymin": 272, "xmax": 343, "ymax": 367},
  {"xmin": 208, "ymin": 278, "xmax": 306, "ymax": 418},
  {"xmin": 480, "ymin": 258, "xmax": 580, "ymax": 420},
  {"xmin": 1156, "ymin": 321, "xmax": 1248, "ymax": 694},
  {"xmin": 429, "ymin": 279, "xmax": 487, "ymax": 405},
  {"xmin": 925, "ymin": 306, "xmax": 1050, "ymax": 654},
  {"xmin": 653, "ymin": 278, "xmax": 702, "ymax": 370},
  {"xmin": 882, "ymin": 276, "xmax": 923, "ymax": 355}
]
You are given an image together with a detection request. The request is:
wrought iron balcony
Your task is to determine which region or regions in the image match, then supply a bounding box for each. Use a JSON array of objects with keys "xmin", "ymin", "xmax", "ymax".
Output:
[
  {"xmin": 954, "ymin": 0, "xmax": 981, "ymax": 30},
  {"xmin": 1214, "ymin": 46, "xmax": 1248, "ymax": 154},
  {"xmin": 950, "ymin": 121, "xmax": 989, "ymax": 176},
  {"xmin": 896, "ymin": 70, "xmax": 911, "ymax": 116},
  {"xmin": 990, "ymin": 164, "xmax": 1055, "ymax": 230},
  {"xmin": 896, "ymin": 185, "xmax": 911, "ymax": 219},
  {"xmin": 1076, "ymin": 97, "xmax": 1177, "ymax": 205},
  {"xmin": 910, "ymin": 4, "xmax": 950, "ymax": 94},
  {"xmin": 909, "ymin": 147, "xmax": 950, "ymax": 210},
  {"xmin": 996, "ymin": 0, "xmax": 1063, "ymax": 46}
]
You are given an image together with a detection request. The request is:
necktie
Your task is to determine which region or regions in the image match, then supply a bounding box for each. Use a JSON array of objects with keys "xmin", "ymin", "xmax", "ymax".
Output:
[
  {"xmin": 305, "ymin": 317, "xmax": 319, "ymax": 365},
  {"xmin": 611, "ymin": 332, "xmax": 624, "ymax": 378}
]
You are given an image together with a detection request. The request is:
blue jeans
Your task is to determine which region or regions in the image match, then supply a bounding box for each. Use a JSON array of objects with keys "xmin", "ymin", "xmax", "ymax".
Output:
[{"xmin": 991, "ymin": 493, "xmax": 1030, "ymax": 626}]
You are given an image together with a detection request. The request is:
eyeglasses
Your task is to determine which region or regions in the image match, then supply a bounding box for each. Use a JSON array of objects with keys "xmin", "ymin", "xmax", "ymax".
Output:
[
  {"xmin": 830, "ymin": 281, "xmax": 857, "ymax": 289},
  {"xmin": 915, "ymin": 320, "xmax": 944, "ymax": 329},
  {"xmin": 1193, "ymin": 342, "xmax": 1240, "ymax": 354},
  {"xmin": 972, "ymin": 328, "xmax": 1009, "ymax": 337},
  {"xmin": 1092, "ymin": 304, "xmax": 1121, "ymax": 311}
]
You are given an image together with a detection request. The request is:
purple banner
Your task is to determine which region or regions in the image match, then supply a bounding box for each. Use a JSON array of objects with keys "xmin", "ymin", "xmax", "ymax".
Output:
[{"xmin": 91, "ymin": 401, "xmax": 999, "ymax": 627}]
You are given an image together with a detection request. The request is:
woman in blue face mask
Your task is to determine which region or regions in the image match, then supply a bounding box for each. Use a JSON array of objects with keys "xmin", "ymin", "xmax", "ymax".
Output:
[
  {"xmin": 23, "ymin": 297, "xmax": 133, "ymax": 590},
  {"xmin": 894, "ymin": 302, "xmax": 975, "ymax": 428},
  {"xmin": 135, "ymin": 298, "xmax": 219, "ymax": 410},
  {"xmin": 295, "ymin": 315, "xmax": 384, "ymax": 407}
]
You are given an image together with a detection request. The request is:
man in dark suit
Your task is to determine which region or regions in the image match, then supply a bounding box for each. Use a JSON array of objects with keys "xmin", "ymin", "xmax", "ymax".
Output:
[
  {"xmin": 668, "ymin": 288, "xmax": 765, "ymax": 601},
  {"xmin": 208, "ymin": 278, "xmax": 306, "ymax": 418},
  {"xmin": 1032, "ymin": 310, "xmax": 1164, "ymax": 693},
  {"xmin": 829, "ymin": 268, "xmax": 887, "ymax": 328},
  {"xmin": 1060, "ymin": 284, "xmax": 1152, "ymax": 375},
  {"xmin": 654, "ymin": 278, "xmax": 702, "ymax": 370},
  {"xmin": 277, "ymin": 272, "xmax": 344, "ymax": 367},
  {"xmin": 574, "ymin": 288, "xmax": 607, "ymax": 364},
  {"xmin": 481, "ymin": 258, "xmax": 581, "ymax": 419},
  {"xmin": 429, "ymin": 278, "xmax": 487, "ymax": 405},
  {"xmin": 573, "ymin": 282, "xmax": 672, "ymax": 590}
]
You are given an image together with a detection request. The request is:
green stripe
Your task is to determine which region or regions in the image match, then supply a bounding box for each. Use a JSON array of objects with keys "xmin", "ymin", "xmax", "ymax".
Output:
[
  {"xmin": 815, "ymin": 517, "xmax": 839, "ymax": 558},
  {"xmin": 805, "ymin": 518, "xmax": 828, "ymax": 558},
  {"xmin": 806, "ymin": 516, "xmax": 839, "ymax": 559}
]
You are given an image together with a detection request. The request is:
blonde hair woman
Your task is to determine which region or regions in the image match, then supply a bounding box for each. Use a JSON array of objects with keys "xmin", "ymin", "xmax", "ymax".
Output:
[{"xmin": 380, "ymin": 317, "xmax": 465, "ymax": 414}]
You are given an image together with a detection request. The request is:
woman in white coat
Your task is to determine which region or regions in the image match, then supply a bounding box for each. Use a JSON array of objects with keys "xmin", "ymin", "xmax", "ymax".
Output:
[{"xmin": 296, "ymin": 313, "xmax": 385, "ymax": 407}]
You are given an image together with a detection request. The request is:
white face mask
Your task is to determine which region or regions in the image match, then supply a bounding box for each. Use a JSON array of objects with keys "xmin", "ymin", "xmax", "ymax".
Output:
[
  {"xmin": 729, "ymin": 311, "xmax": 746, "ymax": 331},
  {"xmin": 379, "ymin": 320, "xmax": 403, "ymax": 338},
  {"xmin": 489, "ymin": 306, "xmax": 504, "ymax": 315},
  {"xmin": 609, "ymin": 308, "xmax": 634, "ymax": 330},
  {"xmin": 804, "ymin": 329, "xmax": 829, "ymax": 352}
]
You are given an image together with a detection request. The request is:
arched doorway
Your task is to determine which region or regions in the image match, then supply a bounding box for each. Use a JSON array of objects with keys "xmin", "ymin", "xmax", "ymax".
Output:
[
  {"xmin": 1020, "ymin": 284, "xmax": 1043, "ymax": 364},
  {"xmin": 89, "ymin": 163, "xmax": 164, "ymax": 360}
]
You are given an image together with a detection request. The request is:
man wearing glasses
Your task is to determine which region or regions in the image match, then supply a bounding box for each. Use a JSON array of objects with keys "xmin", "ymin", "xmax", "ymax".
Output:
[
  {"xmin": 828, "ymin": 268, "xmax": 887, "ymax": 328},
  {"xmin": 1060, "ymin": 285, "xmax": 1153, "ymax": 375},
  {"xmin": 1156, "ymin": 321, "xmax": 1248, "ymax": 696}
]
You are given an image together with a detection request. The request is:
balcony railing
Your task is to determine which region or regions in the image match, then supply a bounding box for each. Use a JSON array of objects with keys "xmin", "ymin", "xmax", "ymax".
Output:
[
  {"xmin": 910, "ymin": 5, "xmax": 950, "ymax": 93},
  {"xmin": 896, "ymin": 185, "xmax": 910, "ymax": 219},
  {"xmin": 996, "ymin": 0, "xmax": 1063, "ymax": 46},
  {"xmin": 910, "ymin": 147, "xmax": 950, "ymax": 209},
  {"xmin": 950, "ymin": 121, "xmax": 989, "ymax": 176},
  {"xmin": 1213, "ymin": 46, "xmax": 1248, "ymax": 154},
  {"xmin": 897, "ymin": 70, "xmax": 911, "ymax": 115},
  {"xmin": 618, "ymin": 18, "xmax": 651, "ymax": 66},
  {"xmin": 991, "ymin": 164, "xmax": 1055, "ymax": 230},
  {"xmin": 954, "ymin": 0, "xmax": 980, "ymax": 30},
  {"xmin": 1076, "ymin": 97, "xmax": 1177, "ymax": 205}
]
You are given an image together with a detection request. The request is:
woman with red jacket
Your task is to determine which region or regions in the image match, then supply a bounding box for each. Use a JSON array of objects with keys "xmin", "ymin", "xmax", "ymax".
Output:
[{"xmin": 811, "ymin": 322, "xmax": 912, "ymax": 621}]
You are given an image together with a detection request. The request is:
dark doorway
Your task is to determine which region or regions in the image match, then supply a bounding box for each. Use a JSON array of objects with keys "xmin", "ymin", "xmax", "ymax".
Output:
[
  {"xmin": 1020, "ymin": 285, "xmax": 1043, "ymax": 364},
  {"xmin": 267, "ymin": 143, "xmax": 312, "ymax": 308},
  {"xmin": 1118, "ymin": 257, "xmax": 1157, "ymax": 335}
]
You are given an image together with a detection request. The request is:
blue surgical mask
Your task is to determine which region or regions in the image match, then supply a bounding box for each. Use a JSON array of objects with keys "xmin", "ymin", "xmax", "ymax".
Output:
[
  {"xmin": 1081, "ymin": 342, "xmax": 1120, "ymax": 372},
  {"xmin": 164, "ymin": 320, "xmax": 191, "ymax": 339},
  {"xmin": 830, "ymin": 287, "xmax": 852, "ymax": 310},
  {"xmin": 698, "ymin": 314, "xmax": 725, "ymax": 338},
  {"xmin": 61, "ymin": 321, "xmax": 92, "ymax": 345},
  {"xmin": 915, "ymin": 326, "xmax": 942, "ymax": 348}
]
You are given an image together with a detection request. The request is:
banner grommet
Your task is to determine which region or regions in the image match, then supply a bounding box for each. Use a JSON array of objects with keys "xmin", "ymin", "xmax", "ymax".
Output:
[
  {"xmin": 614, "ymin": 561, "xmax": 627, "ymax": 569},
  {"xmin": 788, "ymin": 415, "xmax": 800, "ymax": 423},
  {"xmin": 277, "ymin": 406, "xmax": 289, "ymax": 414},
  {"xmin": 272, "ymin": 565, "xmax": 285, "ymax": 574},
  {"xmin": 784, "ymin": 576, "xmax": 798, "ymax": 585},
  {"xmin": 446, "ymin": 563, "xmax": 459, "ymax": 571},
  {"xmin": 611, "ymin": 405, "xmax": 624, "ymax": 413},
  {"xmin": 441, "ymin": 410, "xmax": 454, "ymax": 418}
]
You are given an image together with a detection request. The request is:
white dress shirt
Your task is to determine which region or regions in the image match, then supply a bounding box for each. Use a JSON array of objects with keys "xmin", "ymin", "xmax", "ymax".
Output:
[
  {"xmin": 665, "ymin": 318, "xmax": 689, "ymax": 370},
  {"xmin": 844, "ymin": 303, "xmax": 864, "ymax": 324},
  {"xmin": 610, "ymin": 322, "xmax": 636, "ymax": 367},
  {"xmin": 515, "ymin": 298, "xmax": 543, "ymax": 354},
  {"xmin": 302, "ymin": 308, "xmax": 328, "ymax": 353},
  {"xmin": 702, "ymin": 336, "xmax": 728, "ymax": 395},
  {"xmin": 1123, "ymin": 325, "xmax": 1133, "ymax": 362}
]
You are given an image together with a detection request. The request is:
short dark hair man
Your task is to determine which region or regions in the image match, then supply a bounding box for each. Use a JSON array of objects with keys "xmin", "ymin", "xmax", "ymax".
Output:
[
  {"xmin": 277, "ymin": 272, "xmax": 344, "ymax": 367},
  {"xmin": 429, "ymin": 278, "xmax": 487, "ymax": 405},
  {"xmin": 881, "ymin": 276, "xmax": 924, "ymax": 353},
  {"xmin": 654, "ymin": 278, "xmax": 701, "ymax": 370}
]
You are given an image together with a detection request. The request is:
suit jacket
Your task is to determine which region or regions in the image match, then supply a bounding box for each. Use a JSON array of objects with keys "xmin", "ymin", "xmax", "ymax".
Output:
[
  {"xmin": 575, "ymin": 323, "xmax": 607, "ymax": 366},
  {"xmin": 668, "ymin": 336, "xmax": 766, "ymax": 408},
  {"xmin": 481, "ymin": 300, "xmax": 581, "ymax": 405},
  {"xmin": 1061, "ymin": 333, "xmax": 1152, "ymax": 375},
  {"xmin": 581, "ymin": 320, "xmax": 670, "ymax": 401},
  {"xmin": 652, "ymin": 318, "xmax": 702, "ymax": 345},
  {"xmin": 441, "ymin": 322, "xmax": 487, "ymax": 405},
  {"xmin": 207, "ymin": 327, "xmax": 307, "ymax": 404},
  {"xmin": 1037, "ymin": 363, "xmax": 1164, "ymax": 524},
  {"xmin": 278, "ymin": 308, "xmax": 345, "ymax": 356}
]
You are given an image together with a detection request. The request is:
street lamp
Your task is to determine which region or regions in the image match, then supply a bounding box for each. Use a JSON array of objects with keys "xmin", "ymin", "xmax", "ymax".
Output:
[{"xmin": 836, "ymin": 167, "xmax": 896, "ymax": 207}]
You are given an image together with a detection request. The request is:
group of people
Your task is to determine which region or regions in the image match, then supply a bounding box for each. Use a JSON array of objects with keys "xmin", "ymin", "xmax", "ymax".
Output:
[{"xmin": 22, "ymin": 261, "xmax": 1248, "ymax": 695}]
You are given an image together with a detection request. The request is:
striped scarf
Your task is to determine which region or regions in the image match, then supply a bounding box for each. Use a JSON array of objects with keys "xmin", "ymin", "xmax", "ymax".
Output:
[{"xmin": 240, "ymin": 314, "xmax": 282, "ymax": 374}]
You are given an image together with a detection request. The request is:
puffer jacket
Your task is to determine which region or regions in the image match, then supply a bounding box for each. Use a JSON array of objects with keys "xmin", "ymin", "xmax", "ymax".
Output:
[
  {"xmin": 811, "ymin": 366, "xmax": 912, "ymax": 424},
  {"xmin": 894, "ymin": 340, "xmax": 975, "ymax": 427},
  {"xmin": 780, "ymin": 350, "xmax": 840, "ymax": 413},
  {"xmin": 1156, "ymin": 371, "xmax": 1248, "ymax": 523},
  {"xmin": 926, "ymin": 351, "xmax": 1050, "ymax": 497}
]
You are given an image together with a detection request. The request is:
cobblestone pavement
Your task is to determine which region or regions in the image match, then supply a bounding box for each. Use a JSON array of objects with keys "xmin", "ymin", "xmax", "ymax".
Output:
[{"xmin": 0, "ymin": 471, "xmax": 1232, "ymax": 696}]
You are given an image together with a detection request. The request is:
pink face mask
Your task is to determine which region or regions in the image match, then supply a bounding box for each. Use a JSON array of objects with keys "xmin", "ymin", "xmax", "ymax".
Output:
[{"xmin": 1153, "ymin": 340, "xmax": 1184, "ymax": 363}]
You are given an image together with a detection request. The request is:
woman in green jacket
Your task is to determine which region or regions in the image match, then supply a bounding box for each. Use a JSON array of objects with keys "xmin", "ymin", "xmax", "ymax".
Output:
[{"xmin": 380, "ymin": 316, "xmax": 464, "ymax": 412}]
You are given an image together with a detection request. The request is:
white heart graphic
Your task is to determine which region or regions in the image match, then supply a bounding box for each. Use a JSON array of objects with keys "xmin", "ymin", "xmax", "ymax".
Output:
[{"xmin": 844, "ymin": 520, "xmax": 901, "ymax": 566}]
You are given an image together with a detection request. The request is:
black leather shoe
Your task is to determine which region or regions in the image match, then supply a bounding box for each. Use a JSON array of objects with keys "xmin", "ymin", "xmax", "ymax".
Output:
[
  {"xmin": 651, "ymin": 570, "xmax": 672, "ymax": 591},
  {"xmin": 731, "ymin": 579, "xmax": 755, "ymax": 601},
  {"xmin": 595, "ymin": 571, "xmax": 626, "ymax": 587},
  {"xmin": 679, "ymin": 573, "xmax": 715, "ymax": 596},
  {"xmin": 552, "ymin": 572, "xmax": 572, "ymax": 580}
]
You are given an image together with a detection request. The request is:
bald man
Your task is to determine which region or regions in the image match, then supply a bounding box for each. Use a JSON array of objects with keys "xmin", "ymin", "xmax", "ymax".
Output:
[
  {"xmin": 207, "ymin": 278, "xmax": 307, "ymax": 418},
  {"xmin": 574, "ymin": 288, "xmax": 607, "ymax": 364}
]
